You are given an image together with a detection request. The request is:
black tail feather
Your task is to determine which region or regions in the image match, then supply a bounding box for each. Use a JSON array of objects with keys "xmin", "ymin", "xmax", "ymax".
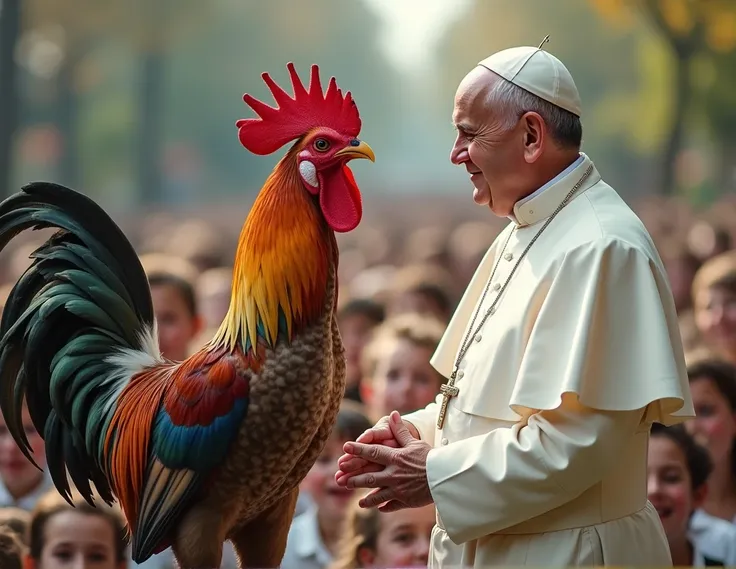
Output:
[{"xmin": 0, "ymin": 182, "xmax": 155, "ymax": 508}]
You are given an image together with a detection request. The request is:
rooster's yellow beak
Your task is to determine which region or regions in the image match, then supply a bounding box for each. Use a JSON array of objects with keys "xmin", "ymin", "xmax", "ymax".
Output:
[{"xmin": 335, "ymin": 140, "xmax": 375, "ymax": 162}]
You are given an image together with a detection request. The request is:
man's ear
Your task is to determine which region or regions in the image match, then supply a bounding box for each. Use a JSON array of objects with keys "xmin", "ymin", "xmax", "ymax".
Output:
[{"xmin": 521, "ymin": 111, "xmax": 545, "ymax": 164}]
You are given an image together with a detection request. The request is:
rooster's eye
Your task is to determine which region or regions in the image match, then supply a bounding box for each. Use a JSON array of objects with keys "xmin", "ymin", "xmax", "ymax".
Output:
[{"xmin": 314, "ymin": 138, "xmax": 330, "ymax": 152}]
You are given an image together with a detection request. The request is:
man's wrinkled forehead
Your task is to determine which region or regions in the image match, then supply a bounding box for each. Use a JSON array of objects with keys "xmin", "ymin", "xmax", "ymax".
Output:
[{"xmin": 453, "ymin": 66, "xmax": 496, "ymax": 126}]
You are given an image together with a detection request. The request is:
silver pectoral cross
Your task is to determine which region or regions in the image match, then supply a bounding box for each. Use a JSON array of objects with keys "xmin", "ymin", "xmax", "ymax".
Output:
[{"xmin": 437, "ymin": 370, "xmax": 460, "ymax": 429}]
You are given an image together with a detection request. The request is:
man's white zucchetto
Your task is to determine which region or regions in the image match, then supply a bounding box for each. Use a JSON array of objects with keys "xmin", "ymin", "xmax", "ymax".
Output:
[{"xmin": 478, "ymin": 46, "xmax": 582, "ymax": 117}]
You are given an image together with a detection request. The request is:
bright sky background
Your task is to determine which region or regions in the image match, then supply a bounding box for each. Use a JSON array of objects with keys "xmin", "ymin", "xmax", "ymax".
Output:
[{"xmin": 360, "ymin": 0, "xmax": 473, "ymax": 75}]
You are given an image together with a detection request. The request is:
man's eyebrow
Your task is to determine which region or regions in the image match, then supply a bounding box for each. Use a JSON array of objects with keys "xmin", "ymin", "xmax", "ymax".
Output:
[{"xmin": 453, "ymin": 121, "xmax": 475, "ymax": 133}]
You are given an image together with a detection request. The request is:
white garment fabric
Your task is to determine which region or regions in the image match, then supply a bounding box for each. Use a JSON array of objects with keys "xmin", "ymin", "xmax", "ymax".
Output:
[{"xmin": 403, "ymin": 153, "xmax": 693, "ymax": 567}]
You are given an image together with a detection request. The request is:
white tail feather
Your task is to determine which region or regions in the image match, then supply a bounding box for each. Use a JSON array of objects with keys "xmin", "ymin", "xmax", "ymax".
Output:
[{"xmin": 101, "ymin": 323, "xmax": 163, "ymax": 416}]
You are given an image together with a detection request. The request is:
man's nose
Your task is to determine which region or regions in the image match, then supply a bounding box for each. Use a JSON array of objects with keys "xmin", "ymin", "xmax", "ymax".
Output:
[{"xmin": 450, "ymin": 137, "xmax": 469, "ymax": 165}]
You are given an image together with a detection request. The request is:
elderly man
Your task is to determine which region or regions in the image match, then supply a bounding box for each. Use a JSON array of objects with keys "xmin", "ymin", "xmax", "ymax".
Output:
[{"xmin": 335, "ymin": 42, "xmax": 695, "ymax": 566}]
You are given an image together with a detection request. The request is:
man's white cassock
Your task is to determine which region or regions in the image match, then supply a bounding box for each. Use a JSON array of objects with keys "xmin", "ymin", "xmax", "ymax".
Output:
[{"xmin": 403, "ymin": 153, "xmax": 694, "ymax": 566}]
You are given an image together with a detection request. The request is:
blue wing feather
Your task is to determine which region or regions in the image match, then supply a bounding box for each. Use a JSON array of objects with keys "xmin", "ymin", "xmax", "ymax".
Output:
[{"xmin": 129, "ymin": 347, "xmax": 251, "ymax": 563}]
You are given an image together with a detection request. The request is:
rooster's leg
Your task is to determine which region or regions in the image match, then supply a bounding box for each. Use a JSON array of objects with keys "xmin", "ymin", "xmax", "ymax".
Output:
[
  {"xmin": 230, "ymin": 487, "xmax": 299, "ymax": 569},
  {"xmin": 171, "ymin": 505, "xmax": 224, "ymax": 569}
]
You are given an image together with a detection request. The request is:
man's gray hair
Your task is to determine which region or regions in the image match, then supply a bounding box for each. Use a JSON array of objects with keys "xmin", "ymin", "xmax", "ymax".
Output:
[{"xmin": 486, "ymin": 77, "xmax": 582, "ymax": 149}]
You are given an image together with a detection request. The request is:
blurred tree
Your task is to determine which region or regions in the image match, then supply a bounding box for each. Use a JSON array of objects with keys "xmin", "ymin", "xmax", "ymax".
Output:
[
  {"xmin": 22, "ymin": 0, "xmax": 209, "ymax": 204},
  {"xmin": 696, "ymin": 2, "xmax": 736, "ymax": 194},
  {"xmin": 698, "ymin": 49, "xmax": 736, "ymax": 193},
  {"xmin": 589, "ymin": 0, "xmax": 736, "ymax": 196},
  {"xmin": 22, "ymin": 0, "xmax": 118, "ymax": 189},
  {"xmin": 0, "ymin": 0, "xmax": 21, "ymax": 198},
  {"xmin": 124, "ymin": 0, "xmax": 210, "ymax": 204}
]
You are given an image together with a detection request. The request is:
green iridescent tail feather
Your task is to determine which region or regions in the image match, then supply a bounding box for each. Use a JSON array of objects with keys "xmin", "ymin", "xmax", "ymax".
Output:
[{"xmin": 0, "ymin": 181, "xmax": 155, "ymax": 506}]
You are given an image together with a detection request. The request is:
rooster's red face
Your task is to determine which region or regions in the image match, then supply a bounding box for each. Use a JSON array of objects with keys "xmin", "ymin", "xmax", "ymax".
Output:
[
  {"xmin": 297, "ymin": 128, "xmax": 374, "ymax": 191},
  {"xmin": 237, "ymin": 63, "xmax": 374, "ymax": 233},
  {"xmin": 296, "ymin": 128, "xmax": 374, "ymax": 233}
]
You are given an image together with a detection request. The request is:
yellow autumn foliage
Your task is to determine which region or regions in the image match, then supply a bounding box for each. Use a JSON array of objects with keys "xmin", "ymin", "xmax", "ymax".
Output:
[
  {"xmin": 588, "ymin": 0, "xmax": 634, "ymax": 28},
  {"xmin": 704, "ymin": 6, "xmax": 736, "ymax": 52},
  {"xmin": 590, "ymin": 0, "xmax": 736, "ymax": 54},
  {"xmin": 658, "ymin": 0, "xmax": 695, "ymax": 36}
]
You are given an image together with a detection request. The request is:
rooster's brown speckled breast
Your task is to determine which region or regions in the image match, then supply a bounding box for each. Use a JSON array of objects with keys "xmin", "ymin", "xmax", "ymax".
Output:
[{"xmin": 201, "ymin": 265, "xmax": 345, "ymax": 532}]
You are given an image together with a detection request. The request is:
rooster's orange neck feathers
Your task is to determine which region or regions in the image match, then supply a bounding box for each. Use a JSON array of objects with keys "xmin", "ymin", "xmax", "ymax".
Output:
[{"xmin": 211, "ymin": 148, "xmax": 334, "ymax": 354}]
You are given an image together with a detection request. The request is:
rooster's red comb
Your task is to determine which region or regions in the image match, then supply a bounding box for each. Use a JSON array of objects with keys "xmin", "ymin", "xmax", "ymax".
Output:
[{"xmin": 236, "ymin": 62, "xmax": 362, "ymax": 156}]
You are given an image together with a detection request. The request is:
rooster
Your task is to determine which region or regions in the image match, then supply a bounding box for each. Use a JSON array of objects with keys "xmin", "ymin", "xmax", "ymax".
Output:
[{"xmin": 0, "ymin": 62, "xmax": 374, "ymax": 569}]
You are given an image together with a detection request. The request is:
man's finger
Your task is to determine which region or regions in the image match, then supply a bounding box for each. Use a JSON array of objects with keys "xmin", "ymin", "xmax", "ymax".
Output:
[
  {"xmin": 338, "ymin": 438, "xmax": 399, "ymax": 472},
  {"xmin": 336, "ymin": 453, "xmax": 368, "ymax": 472},
  {"xmin": 360, "ymin": 487, "xmax": 395, "ymax": 508},
  {"xmin": 355, "ymin": 425, "xmax": 393, "ymax": 444},
  {"xmin": 378, "ymin": 500, "xmax": 407, "ymax": 514},
  {"xmin": 343, "ymin": 442, "xmax": 394, "ymax": 466},
  {"xmin": 388, "ymin": 410, "xmax": 416, "ymax": 447},
  {"xmin": 334, "ymin": 462, "xmax": 383, "ymax": 486},
  {"xmin": 344, "ymin": 469, "xmax": 391, "ymax": 490}
]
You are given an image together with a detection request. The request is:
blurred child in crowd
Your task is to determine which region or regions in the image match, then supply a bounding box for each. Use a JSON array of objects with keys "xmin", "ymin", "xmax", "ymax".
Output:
[
  {"xmin": 360, "ymin": 313, "xmax": 446, "ymax": 422},
  {"xmin": 0, "ymin": 507, "xmax": 29, "ymax": 545},
  {"xmin": 0, "ymin": 528, "xmax": 23, "ymax": 569},
  {"xmin": 337, "ymin": 299, "xmax": 385, "ymax": 403},
  {"xmin": 647, "ymin": 423, "xmax": 736, "ymax": 565},
  {"xmin": 23, "ymin": 490, "xmax": 127, "ymax": 569},
  {"xmin": 148, "ymin": 271, "xmax": 203, "ymax": 361},
  {"xmin": 330, "ymin": 491, "xmax": 435, "ymax": 569},
  {"xmin": 0, "ymin": 402, "xmax": 51, "ymax": 511},
  {"xmin": 692, "ymin": 251, "xmax": 736, "ymax": 365},
  {"xmin": 684, "ymin": 358, "xmax": 736, "ymax": 523}
]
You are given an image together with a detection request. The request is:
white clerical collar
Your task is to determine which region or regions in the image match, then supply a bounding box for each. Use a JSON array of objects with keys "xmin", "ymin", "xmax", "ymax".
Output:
[{"xmin": 510, "ymin": 152, "xmax": 599, "ymax": 227}]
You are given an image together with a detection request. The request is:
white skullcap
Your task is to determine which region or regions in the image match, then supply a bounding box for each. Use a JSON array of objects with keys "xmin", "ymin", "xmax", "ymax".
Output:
[{"xmin": 478, "ymin": 44, "xmax": 582, "ymax": 117}]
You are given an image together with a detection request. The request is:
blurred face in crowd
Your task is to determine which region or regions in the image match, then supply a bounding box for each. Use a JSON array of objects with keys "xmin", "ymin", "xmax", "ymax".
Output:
[
  {"xmin": 27, "ymin": 511, "xmax": 123, "ymax": 569},
  {"xmin": 390, "ymin": 291, "xmax": 449, "ymax": 323},
  {"xmin": 358, "ymin": 505, "xmax": 435, "ymax": 568},
  {"xmin": 450, "ymin": 67, "xmax": 541, "ymax": 217},
  {"xmin": 198, "ymin": 285, "xmax": 231, "ymax": 333},
  {"xmin": 663, "ymin": 256, "xmax": 698, "ymax": 312},
  {"xmin": 367, "ymin": 338, "xmax": 442, "ymax": 418},
  {"xmin": 694, "ymin": 284, "xmax": 736, "ymax": 362},
  {"xmin": 151, "ymin": 283, "xmax": 202, "ymax": 361},
  {"xmin": 339, "ymin": 313, "xmax": 380, "ymax": 389},
  {"xmin": 301, "ymin": 432, "xmax": 354, "ymax": 527},
  {"xmin": 686, "ymin": 376, "xmax": 736, "ymax": 470},
  {"xmin": 0, "ymin": 404, "xmax": 45, "ymax": 501},
  {"xmin": 647, "ymin": 435, "xmax": 704, "ymax": 549}
]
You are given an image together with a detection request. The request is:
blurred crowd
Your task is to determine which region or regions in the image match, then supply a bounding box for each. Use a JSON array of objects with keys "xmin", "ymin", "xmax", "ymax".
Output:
[{"xmin": 0, "ymin": 189, "xmax": 733, "ymax": 568}]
